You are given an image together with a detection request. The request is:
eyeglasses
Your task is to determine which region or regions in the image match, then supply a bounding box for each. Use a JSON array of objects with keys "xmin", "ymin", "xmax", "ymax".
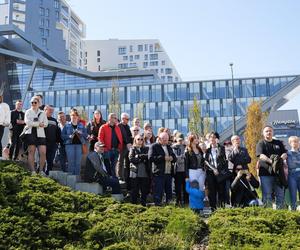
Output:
[
  {"xmin": 123, "ymin": 118, "xmax": 129, "ymax": 120},
  {"xmin": 31, "ymin": 101, "xmax": 37, "ymax": 104},
  {"xmin": 137, "ymin": 138, "xmax": 144, "ymax": 141},
  {"xmin": 133, "ymin": 130, "xmax": 139, "ymax": 132}
]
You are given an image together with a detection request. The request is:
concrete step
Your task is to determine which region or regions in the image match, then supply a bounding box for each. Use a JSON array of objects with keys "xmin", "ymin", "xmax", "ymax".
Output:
[
  {"xmin": 75, "ymin": 182, "xmax": 103, "ymax": 195},
  {"xmin": 66, "ymin": 174, "xmax": 81, "ymax": 189}
]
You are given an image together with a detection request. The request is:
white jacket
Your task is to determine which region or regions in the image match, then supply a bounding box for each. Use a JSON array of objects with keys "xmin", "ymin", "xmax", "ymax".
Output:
[
  {"xmin": 24, "ymin": 109, "xmax": 48, "ymax": 138},
  {"xmin": 0, "ymin": 102, "xmax": 11, "ymax": 126}
]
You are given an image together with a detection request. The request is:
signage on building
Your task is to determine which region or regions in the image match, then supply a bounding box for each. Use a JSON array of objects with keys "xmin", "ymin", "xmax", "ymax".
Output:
[{"xmin": 272, "ymin": 120, "xmax": 298, "ymax": 127}]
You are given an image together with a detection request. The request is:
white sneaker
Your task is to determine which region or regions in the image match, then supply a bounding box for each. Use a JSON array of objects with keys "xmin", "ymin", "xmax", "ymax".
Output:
[
  {"xmin": 31, "ymin": 171, "xmax": 37, "ymax": 176},
  {"xmin": 39, "ymin": 171, "xmax": 47, "ymax": 177}
]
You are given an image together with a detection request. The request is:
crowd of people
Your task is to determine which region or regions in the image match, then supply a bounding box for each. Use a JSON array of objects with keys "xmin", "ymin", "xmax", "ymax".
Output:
[{"xmin": 0, "ymin": 94, "xmax": 300, "ymax": 213}]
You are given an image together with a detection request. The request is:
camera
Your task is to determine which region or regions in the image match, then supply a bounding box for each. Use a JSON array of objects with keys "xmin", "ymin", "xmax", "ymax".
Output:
[{"xmin": 33, "ymin": 117, "xmax": 39, "ymax": 122}]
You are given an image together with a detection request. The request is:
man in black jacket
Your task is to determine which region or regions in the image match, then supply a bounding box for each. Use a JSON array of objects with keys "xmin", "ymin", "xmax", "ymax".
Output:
[
  {"xmin": 149, "ymin": 132, "xmax": 177, "ymax": 206},
  {"xmin": 44, "ymin": 105, "xmax": 61, "ymax": 175},
  {"xmin": 116, "ymin": 112, "xmax": 132, "ymax": 182},
  {"xmin": 9, "ymin": 100, "xmax": 25, "ymax": 160},
  {"xmin": 83, "ymin": 142, "xmax": 121, "ymax": 194}
]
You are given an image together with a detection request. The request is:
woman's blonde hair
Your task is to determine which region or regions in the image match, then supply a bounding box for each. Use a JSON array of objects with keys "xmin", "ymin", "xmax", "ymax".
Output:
[
  {"xmin": 133, "ymin": 134, "xmax": 145, "ymax": 147},
  {"xmin": 288, "ymin": 136, "xmax": 299, "ymax": 145}
]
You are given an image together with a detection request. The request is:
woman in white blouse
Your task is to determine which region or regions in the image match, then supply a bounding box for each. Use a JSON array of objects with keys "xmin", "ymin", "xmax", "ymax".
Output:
[{"xmin": 24, "ymin": 96, "xmax": 48, "ymax": 175}]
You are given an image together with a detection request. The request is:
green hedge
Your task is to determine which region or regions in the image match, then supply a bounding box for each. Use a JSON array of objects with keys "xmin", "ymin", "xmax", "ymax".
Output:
[
  {"xmin": 0, "ymin": 162, "xmax": 206, "ymax": 249},
  {"xmin": 208, "ymin": 207, "xmax": 300, "ymax": 250}
]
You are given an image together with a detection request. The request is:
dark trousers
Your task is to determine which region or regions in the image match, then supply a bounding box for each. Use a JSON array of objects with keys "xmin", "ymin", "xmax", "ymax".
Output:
[
  {"xmin": 0, "ymin": 125, "xmax": 4, "ymax": 157},
  {"xmin": 153, "ymin": 174, "xmax": 173, "ymax": 206},
  {"xmin": 9, "ymin": 130, "xmax": 22, "ymax": 160},
  {"xmin": 46, "ymin": 143, "xmax": 58, "ymax": 175},
  {"xmin": 116, "ymin": 147, "xmax": 130, "ymax": 181},
  {"xmin": 103, "ymin": 176, "xmax": 121, "ymax": 194},
  {"xmin": 130, "ymin": 177, "xmax": 150, "ymax": 206},
  {"xmin": 104, "ymin": 149, "xmax": 119, "ymax": 177},
  {"xmin": 174, "ymin": 172, "xmax": 189, "ymax": 205},
  {"xmin": 206, "ymin": 172, "xmax": 226, "ymax": 211},
  {"xmin": 56, "ymin": 144, "xmax": 67, "ymax": 172}
]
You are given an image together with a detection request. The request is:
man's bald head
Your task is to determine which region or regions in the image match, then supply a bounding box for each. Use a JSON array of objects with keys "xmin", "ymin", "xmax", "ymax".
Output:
[{"xmin": 159, "ymin": 132, "xmax": 169, "ymax": 145}]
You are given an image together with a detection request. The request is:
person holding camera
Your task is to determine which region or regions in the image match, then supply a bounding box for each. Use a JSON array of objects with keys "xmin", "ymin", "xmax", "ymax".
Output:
[
  {"xmin": 24, "ymin": 97, "xmax": 48, "ymax": 175},
  {"xmin": 230, "ymin": 165, "xmax": 259, "ymax": 207},
  {"xmin": 61, "ymin": 108, "xmax": 87, "ymax": 176},
  {"xmin": 128, "ymin": 134, "xmax": 150, "ymax": 206}
]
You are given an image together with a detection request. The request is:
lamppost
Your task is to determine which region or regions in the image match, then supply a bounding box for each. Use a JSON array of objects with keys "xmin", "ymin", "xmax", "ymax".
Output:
[{"xmin": 229, "ymin": 63, "xmax": 236, "ymax": 135}]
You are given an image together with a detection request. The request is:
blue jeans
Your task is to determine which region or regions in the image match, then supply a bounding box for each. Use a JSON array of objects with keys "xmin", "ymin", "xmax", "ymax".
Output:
[
  {"xmin": 260, "ymin": 175, "xmax": 285, "ymax": 209},
  {"xmin": 46, "ymin": 143, "xmax": 58, "ymax": 175},
  {"xmin": 104, "ymin": 149, "xmax": 119, "ymax": 177},
  {"xmin": 65, "ymin": 144, "xmax": 82, "ymax": 175},
  {"xmin": 153, "ymin": 174, "xmax": 172, "ymax": 206},
  {"xmin": 288, "ymin": 171, "xmax": 300, "ymax": 210}
]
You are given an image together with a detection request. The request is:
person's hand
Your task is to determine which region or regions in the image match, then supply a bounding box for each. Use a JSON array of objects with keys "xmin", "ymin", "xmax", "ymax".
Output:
[
  {"xmin": 237, "ymin": 170, "xmax": 244, "ymax": 178},
  {"xmin": 39, "ymin": 122, "xmax": 44, "ymax": 127},
  {"xmin": 281, "ymin": 153, "xmax": 288, "ymax": 161},
  {"xmin": 165, "ymin": 156, "xmax": 170, "ymax": 161},
  {"xmin": 169, "ymin": 156, "xmax": 173, "ymax": 162},
  {"xmin": 246, "ymin": 172, "xmax": 251, "ymax": 181},
  {"xmin": 213, "ymin": 169, "xmax": 219, "ymax": 176}
]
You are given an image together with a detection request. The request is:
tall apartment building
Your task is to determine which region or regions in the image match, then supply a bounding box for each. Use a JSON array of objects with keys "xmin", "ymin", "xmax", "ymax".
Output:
[
  {"xmin": 85, "ymin": 39, "xmax": 181, "ymax": 82},
  {"xmin": 56, "ymin": 0, "xmax": 86, "ymax": 69},
  {"xmin": 0, "ymin": 0, "xmax": 86, "ymax": 68}
]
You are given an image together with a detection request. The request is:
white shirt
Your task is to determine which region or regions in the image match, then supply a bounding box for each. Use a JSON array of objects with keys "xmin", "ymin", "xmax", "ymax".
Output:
[
  {"xmin": 211, "ymin": 147, "xmax": 218, "ymax": 167},
  {"xmin": 0, "ymin": 102, "xmax": 11, "ymax": 126}
]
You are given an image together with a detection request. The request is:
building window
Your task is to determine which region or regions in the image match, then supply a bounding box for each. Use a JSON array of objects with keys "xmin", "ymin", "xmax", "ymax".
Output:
[
  {"xmin": 40, "ymin": 7, "xmax": 45, "ymax": 16},
  {"xmin": 165, "ymin": 68, "xmax": 172, "ymax": 74},
  {"xmin": 130, "ymin": 45, "xmax": 133, "ymax": 52},
  {"xmin": 39, "ymin": 28, "xmax": 44, "ymax": 36},
  {"xmin": 98, "ymin": 65, "xmax": 101, "ymax": 71},
  {"xmin": 123, "ymin": 56, "xmax": 128, "ymax": 61},
  {"xmin": 42, "ymin": 38, "xmax": 47, "ymax": 47},
  {"xmin": 55, "ymin": 11, "xmax": 59, "ymax": 20},
  {"xmin": 149, "ymin": 44, "xmax": 153, "ymax": 52},
  {"xmin": 150, "ymin": 61, "xmax": 158, "ymax": 66},
  {"xmin": 85, "ymin": 51, "xmax": 87, "ymax": 57},
  {"xmin": 155, "ymin": 69, "xmax": 159, "ymax": 73},
  {"xmin": 138, "ymin": 45, "xmax": 143, "ymax": 52},
  {"xmin": 54, "ymin": 0, "xmax": 59, "ymax": 9},
  {"xmin": 118, "ymin": 63, "xmax": 128, "ymax": 69},
  {"xmin": 40, "ymin": 0, "xmax": 43, "ymax": 5},
  {"xmin": 129, "ymin": 63, "xmax": 137, "ymax": 68},
  {"xmin": 45, "ymin": 19, "xmax": 49, "ymax": 28},
  {"xmin": 150, "ymin": 53, "xmax": 158, "ymax": 60},
  {"xmin": 161, "ymin": 60, "xmax": 165, "ymax": 65},
  {"xmin": 161, "ymin": 68, "xmax": 164, "ymax": 74},
  {"xmin": 144, "ymin": 44, "xmax": 148, "ymax": 51},
  {"xmin": 40, "ymin": 18, "xmax": 44, "ymax": 26},
  {"xmin": 129, "ymin": 55, "xmax": 133, "ymax": 61},
  {"xmin": 45, "ymin": 8, "xmax": 49, "ymax": 17},
  {"xmin": 143, "ymin": 62, "xmax": 148, "ymax": 68},
  {"xmin": 134, "ymin": 55, "xmax": 140, "ymax": 60},
  {"xmin": 144, "ymin": 54, "xmax": 148, "ymax": 60},
  {"xmin": 97, "ymin": 50, "xmax": 100, "ymax": 57},
  {"xmin": 4, "ymin": 16, "xmax": 8, "ymax": 24},
  {"xmin": 45, "ymin": 29, "xmax": 49, "ymax": 37},
  {"xmin": 118, "ymin": 47, "xmax": 126, "ymax": 55},
  {"xmin": 97, "ymin": 58, "xmax": 100, "ymax": 63},
  {"xmin": 167, "ymin": 76, "xmax": 173, "ymax": 82}
]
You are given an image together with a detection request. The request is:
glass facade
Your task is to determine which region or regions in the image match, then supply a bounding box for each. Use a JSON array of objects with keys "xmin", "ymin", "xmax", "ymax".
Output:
[{"xmin": 2, "ymin": 54, "xmax": 297, "ymax": 135}]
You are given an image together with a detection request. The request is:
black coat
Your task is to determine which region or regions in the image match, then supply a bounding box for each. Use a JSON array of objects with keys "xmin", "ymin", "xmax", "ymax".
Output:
[
  {"xmin": 129, "ymin": 146, "xmax": 151, "ymax": 177},
  {"xmin": 205, "ymin": 144, "xmax": 228, "ymax": 174},
  {"xmin": 83, "ymin": 151, "xmax": 112, "ymax": 184},
  {"xmin": 228, "ymin": 147, "xmax": 251, "ymax": 170},
  {"xmin": 184, "ymin": 150, "xmax": 205, "ymax": 177},
  {"xmin": 148, "ymin": 142, "xmax": 177, "ymax": 176}
]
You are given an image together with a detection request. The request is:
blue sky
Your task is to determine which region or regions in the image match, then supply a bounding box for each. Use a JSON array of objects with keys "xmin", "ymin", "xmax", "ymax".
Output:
[{"xmin": 68, "ymin": 0, "xmax": 300, "ymax": 111}]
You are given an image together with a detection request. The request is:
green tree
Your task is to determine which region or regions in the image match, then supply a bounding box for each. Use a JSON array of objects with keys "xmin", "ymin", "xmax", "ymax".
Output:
[
  {"xmin": 188, "ymin": 96, "xmax": 202, "ymax": 136},
  {"xmin": 203, "ymin": 116, "xmax": 212, "ymax": 137},
  {"xmin": 108, "ymin": 81, "xmax": 121, "ymax": 118},
  {"xmin": 244, "ymin": 100, "xmax": 267, "ymax": 176},
  {"xmin": 134, "ymin": 101, "xmax": 144, "ymax": 127}
]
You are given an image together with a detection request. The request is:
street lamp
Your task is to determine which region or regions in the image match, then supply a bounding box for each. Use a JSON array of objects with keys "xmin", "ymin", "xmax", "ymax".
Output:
[{"xmin": 229, "ymin": 63, "xmax": 236, "ymax": 135}]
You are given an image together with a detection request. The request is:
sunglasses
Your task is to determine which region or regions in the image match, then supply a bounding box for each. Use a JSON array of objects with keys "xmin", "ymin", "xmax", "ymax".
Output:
[
  {"xmin": 137, "ymin": 138, "xmax": 144, "ymax": 141},
  {"xmin": 31, "ymin": 101, "xmax": 37, "ymax": 104}
]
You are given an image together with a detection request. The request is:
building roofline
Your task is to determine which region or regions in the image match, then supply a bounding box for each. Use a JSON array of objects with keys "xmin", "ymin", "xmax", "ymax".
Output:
[
  {"xmin": 0, "ymin": 47, "xmax": 158, "ymax": 79},
  {"xmin": 0, "ymin": 25, "xmax": 64, "ymax": 63}
]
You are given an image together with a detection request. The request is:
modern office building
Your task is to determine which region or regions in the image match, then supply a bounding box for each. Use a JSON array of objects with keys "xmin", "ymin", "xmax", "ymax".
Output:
[
  {"xmin": 1, "ymin": 26, "xmax": 300, "ymax": 139},
  {"xmin": 85, "ymin": 39, "xmax": 181, "ymax": 82},
  {"xmin": 0, "ymin": 0, "xmax": 86, "ymax": 69}
]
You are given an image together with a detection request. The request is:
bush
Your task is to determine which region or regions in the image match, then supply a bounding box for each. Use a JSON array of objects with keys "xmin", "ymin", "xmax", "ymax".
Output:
[
  {"xmin": 0, "ymin": 162, "xmax": 205, "ymax": 249},
  {"xmin": 208, "ymin": 207, "xmax": 300, "ymax": 249}
]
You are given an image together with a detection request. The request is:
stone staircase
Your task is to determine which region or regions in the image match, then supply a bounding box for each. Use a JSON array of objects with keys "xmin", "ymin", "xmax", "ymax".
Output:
[{"xmin": 48, "ymin": 170, "xmax": 124, "ymax": 201}]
